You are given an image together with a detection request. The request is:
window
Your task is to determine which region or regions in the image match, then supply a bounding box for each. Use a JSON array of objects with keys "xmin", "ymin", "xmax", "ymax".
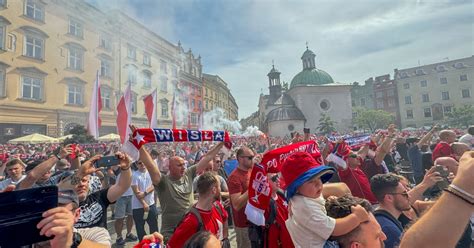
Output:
[
  {"xmin": 352, "ymin": 112, "xmax": 358, "ymax": 118},
  {"xmin": 127, "ymin": 44, "xmax": 136, "ymax": 59},
  {"xmin": 388, "ymin": 98, "xmax": 395, "ymax": 107},
  {"xmin": 436, "ymin": 65, "xmax": 446, "ymax": 72},
  {"xmin": 376, "ymin": 100, "xmax": 384, "ymax": 109},
  {"xmin": 406, "ymin": 110, "xmax": 413, "ymax": 119},
  {"xmin": 0, "ymin": 24, "xmax": 5, "ymax": 50},
  {"xmin": 0, "ymin": 67, "xmax": 5, "ymax": 97},
  {"xmin": 143, "ymin": 53, "xmax": 151, "ymax": 66},
  {"xmin": 387, "ymin": 89, "xmax": 395, "ymax": 97},
  {"xmin": 21, "ymin": 75, "xmax": 42, "ymax": 100},
  {"xmin": 172, "ymin": 66, "xmax": 178, "ymax": 78},
  {"xmin": 160, "ymin": 77, "xmax": 167, "ymax": 92},
  {"xmin": 143, "ymin": 71, "xmax": 151, "ymax": 88},
  {"xmin": 198, "ymin": 101, "xmax": 202, "ymax": 110},
  {"xmin": 25, "ymin": 0, "xmax": 44, "ymax": 21},
  {"xmin": 351, "ymin": 100, "xmax": 355, "ymax": 107},
  {"xmin": 160, "ymin": 60, "xmax": 167, "ymax": 74},
  {"xmin": 68, "ymin": 19, "xmax": 83, "ymax": 38},
  {"xmin": 415, "ymin": 69, "xmax": 425, "ymax": 76},
  {"xmin": 420, "ymin": 80, "xmax": 427, "ymax": 87},
  {"xmin": 360, "ymin": 98, "xmax": 366, "ymax": 106},
  {"xmin": 422, "ymin": 94, "xmax": 430, "ymax": 102},
  {"xmin": 101, "ymin": 87, "xmax": 111, "ymax": 109},
  {"xmin": 0, "ymin": 0, "xmax": 5, "ymax": 7},
  {"xmin": 127, "ymin": 66, "xmax": 137, "ymax": 84},
  {"xmin": 24, "ymin": 35, "xmax": 43, "ymax": 60},
  {"xmin": 403, "ymin": 83, "xmax": 409, "ymax": 89},
  {"xmin": 424, "ymin": 108, "xmax": 432, "ymax": 118},
  {"xmin": 131, "ymin": 93, "xmax": 137, "ymax": 114},
  {"xmin": 440, "ymin": 77, "xmax": 447, "ymax": 84},
  {"xmin": 205, "ymin": 88, "xmax": 208, "ymax": 96},
  {"xmin": 454, "ymin": 62, "xmax": 465, "ymax": 69},
  {"xmin": 375, "ymin": 92, "xmax": 383, "ymax": 98},
  {"xmin": 191, "ymin": 113, "xmax": 198, "ymax": 125},
  {"xmin": 460, "ymin": 74, "xmax": 468, "ymax": 81},
  {"xmin": 441, "ymin": 91, "xmax": 450, "ymax": 100},
  {"xmin": 404, "ymin": 96, "xmax": 412, "ymax": 105},
  {"xmin": 160, "ymin": 100, "xmax": 168, "ymax": 117},
  {"xmin": 462, "ymin": 89, "xmax": 471, "ymax": 98},
  {"xmin": 100, "ymin": 59, "xmax": 111, "ymax": 78},
  {"xmin": 67, "ymin": 84, "xmax": 83, "ymax": 105},
  {"xmin": 443, "ymin": 106, "xmax": 452, "ymax": 113},
  {"xmin": 99, "ymin": 34, "xmax": 111, "ymax": 50},
  {"xmin": 205, "ymin": 100, "xmax": 208, "ymax": 109},
  {"xmin": 68, "ymin": 47, "xmax": 83, "ymax": 71}
]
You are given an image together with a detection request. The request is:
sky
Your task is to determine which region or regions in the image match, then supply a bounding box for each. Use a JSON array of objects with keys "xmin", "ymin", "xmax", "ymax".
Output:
[{"xmin": 88, "ymin": 0, "xmax": 473, "ymax": 119}]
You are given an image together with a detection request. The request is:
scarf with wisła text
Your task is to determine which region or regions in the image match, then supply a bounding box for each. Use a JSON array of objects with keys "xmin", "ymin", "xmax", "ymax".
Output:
[
  {"xmin": 122, "ymin": 128, "xmax": 232, "ymax": 161},
  {"xmin": 245, "ymin": 140, "xmax": 321, "ymax": 226}
]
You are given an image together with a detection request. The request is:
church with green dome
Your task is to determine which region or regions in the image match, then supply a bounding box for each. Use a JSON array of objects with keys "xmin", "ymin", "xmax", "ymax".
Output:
[{"xmin": 257, "ymin": 45, "xmax": 353, "ymax": 137}]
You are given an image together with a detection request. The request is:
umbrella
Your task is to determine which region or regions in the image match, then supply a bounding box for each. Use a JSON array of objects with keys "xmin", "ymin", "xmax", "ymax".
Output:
[
  {"xmin": 8, "ymin": 133, "xmax": 59, "ymax": 144},
  {"xmin": 58, "ymin": 134, "xmax": 73, "ymax": 142},
  {"xmin": 97, "ymin": 133, "xmax": 121, "ymax": 142}
]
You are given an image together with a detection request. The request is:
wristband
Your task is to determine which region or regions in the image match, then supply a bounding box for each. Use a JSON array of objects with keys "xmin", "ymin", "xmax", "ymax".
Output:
[
  {"xmin": 54, "ymin": 153, "xmax": 61, "ymax": 160},
  {"xmin": 444, "ymin": 188, "xmax": 474, "ymax": 205},
  {"xmin": 450, "ymin": 184, "xmax": 474, "ymax": 199},
  {"xmin": 121, "ymin": 166, "xmax": 131, "ymax": 171}
]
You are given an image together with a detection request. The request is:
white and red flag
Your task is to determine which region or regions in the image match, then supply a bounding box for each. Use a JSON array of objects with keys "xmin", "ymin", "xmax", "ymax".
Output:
[
  {"xmin": 116, "ymin": 83, "xmax": 132, "ymax": 144},
  {"xmin": 87, "ymin": 71, "xmax": 102, "ymax": 139},
  {"xmin": 143, "ymin": 89, "xmax": 158, "ymax": 129}
]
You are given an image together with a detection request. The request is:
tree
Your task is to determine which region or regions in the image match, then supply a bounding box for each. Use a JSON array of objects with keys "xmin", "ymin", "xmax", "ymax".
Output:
[
  {"xmin": 63, "ymin": 125, "xmax": 96, "ymax": 144},
  {"xmin": 353, "ymin": 108, "xmax": 394, "ymax": 132},
  {"xmin": 446, "ymin": 105, "xmax": 474, "ymax": 128},
  {"xmin": 318, "ymin": 113, "xmax": 336, "ymax": 135}
]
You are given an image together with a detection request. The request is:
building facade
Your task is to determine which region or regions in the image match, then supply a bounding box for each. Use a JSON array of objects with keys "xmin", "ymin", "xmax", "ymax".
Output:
[
  {"xmin": 372, "ymin": 74, "xmax": 401, "ymax": 126},
  {"xmin": 0, "ymin": 0, "xmax": 206, "ymax": 142},
  {"xmin": 395, "ymin": 56, "xmax": 474, "ymax": 128},
  {"xmin": 351, "ymin": 79, "xmax": 374, "ymax": 110},
  {"xmin": 202, "ymin": 73, "xmax": 238, "ymax": 120}
]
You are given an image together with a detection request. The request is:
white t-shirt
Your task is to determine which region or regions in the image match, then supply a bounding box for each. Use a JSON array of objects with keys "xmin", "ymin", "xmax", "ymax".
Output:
[
  {"xmin": 0, "ymin": 175, "xmax": 26, "ymax": 191},
  {"xmin": 131, "ymin": 170, "xmax": 155, "ymax": 209},
  {"xmin": 286, "ymin": 194, "xmax": 336, "ymax": 248},
  {"xmin": 116, "ymin": 172, "xmax": 133, "ymax": 197},
  {"xmin": 459, "ymin": 134, "xmax": 474, "ymax": 147}
]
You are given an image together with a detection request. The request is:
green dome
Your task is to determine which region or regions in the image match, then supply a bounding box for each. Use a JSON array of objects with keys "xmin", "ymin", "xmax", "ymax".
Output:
[{"xmin": 290, "ymin": 68, "xmax": 334, "ymax": 88}]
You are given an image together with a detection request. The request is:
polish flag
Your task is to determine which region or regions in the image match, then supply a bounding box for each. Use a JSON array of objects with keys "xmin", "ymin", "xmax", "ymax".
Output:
[
  {"xmin": 171, "ymin": 91, "xmax": 177, "ymax": 129},
  {"xmin": 143, "ymin": 89, "xmax": 157, "ymax": 128},
  {"xmin": 116, "ymin": 83, "xmax": 132, "ymax": 144},
  {"xmin": 87, "ymin": 71, "xmax": 102, "ymax": 139}
]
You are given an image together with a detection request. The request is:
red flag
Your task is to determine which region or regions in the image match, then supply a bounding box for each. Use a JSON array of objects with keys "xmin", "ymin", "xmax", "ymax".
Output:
[
  {"xmin": 143, "ymin": 89, "xmax": 157, "ymax": 128},
  {"xmin": 116, "ymin": 84, "xmax": 132, "ymax": 144},
  {"xmin": 87, "ymin": 71, "xmax": 102, "ymax": 139}
]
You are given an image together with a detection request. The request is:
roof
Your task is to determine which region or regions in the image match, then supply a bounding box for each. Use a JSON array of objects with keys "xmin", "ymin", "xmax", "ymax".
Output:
[
  {"xmin": 268, "ymin": 93, "xmax": 295, "ymax": 106},
  {"xmin": 290, "ymin": 68, "xmax": 334, "ymax": 88},
  {"xmin": 266, "ymin": 106, "xmax": 306, "ymax": 123}
]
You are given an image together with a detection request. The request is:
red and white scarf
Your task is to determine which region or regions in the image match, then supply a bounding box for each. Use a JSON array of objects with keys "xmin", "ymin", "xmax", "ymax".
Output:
[
  {"xmin": 245, "ymin": 140, "xmax": 321, "ymax": 226},
  {"xmin": 123, "ymin": 128, "xmax": 231, "ymax": 160}
]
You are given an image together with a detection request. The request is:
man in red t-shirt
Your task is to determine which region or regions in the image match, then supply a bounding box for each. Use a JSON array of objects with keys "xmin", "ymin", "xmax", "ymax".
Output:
[
  {"xmin": 168, "ymin": 172, "xmax": 228, "ymax": 248},
  {"xmin": 227, "ymin": 146, "xmax": 255, "ymax": 248},
  {"xmin": 432, "ymin": 130, "xmax": 456, "ymax": 161}
]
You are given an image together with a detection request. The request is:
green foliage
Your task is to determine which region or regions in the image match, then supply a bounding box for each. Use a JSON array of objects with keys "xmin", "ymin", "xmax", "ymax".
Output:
[
  {"xmin": 318, "ymin": 113, "xmax": 336, "ymax": 134},
  {"xmin": 63, "ymin": 125, "xmax": 96, "ymax": 144},
  {"xmin": 446, "ymin": 105, "xmax": 474, "ymax": 128},
  {"xmin": 353, "ymin": 108, "xmax": 394, "ymax": 132}
]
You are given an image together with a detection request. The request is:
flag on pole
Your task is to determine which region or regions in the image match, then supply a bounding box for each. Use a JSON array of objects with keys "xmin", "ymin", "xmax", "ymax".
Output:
[
  {"xmin": 171, "ymin": 91, "xmax": 177, "ymax": 129},
  {"xmin": 116, "ymin": 83, "xmax": 132, "ymax": 144},
  {"xmin": 143, "ymin": 89, "xmax": 158, "ymax": 129},
  {"xmin": 87, "ymin": 71, "xmax": 102, "ymax": 139}
]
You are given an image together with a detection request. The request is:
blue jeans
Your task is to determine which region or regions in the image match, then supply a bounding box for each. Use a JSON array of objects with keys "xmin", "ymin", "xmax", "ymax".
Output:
[{"xmin": 132, "ymin": 204, "xmax": 159, "ymax": 241}]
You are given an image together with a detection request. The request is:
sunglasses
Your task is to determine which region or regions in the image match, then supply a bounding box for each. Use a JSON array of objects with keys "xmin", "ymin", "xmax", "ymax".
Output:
[
  {"xmin": 270, "ymin": 174, "xmax": 280, "ymax": 182},
  {"xmin": 349, "ymin": 154, "xmax": 358, "ymax": 158},
  {"xmin": 387, "ymin": 191, "xmax": 409, "ymax": 198},
  {"xmin": 240, "ymin": 156, "xmax": 254, "ymax": 160}
]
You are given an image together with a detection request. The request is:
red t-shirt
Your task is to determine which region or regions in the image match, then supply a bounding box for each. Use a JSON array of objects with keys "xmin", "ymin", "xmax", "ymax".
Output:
[
  {"xmin": 266, "ymin": 194, "xmax": 294, "ymax": 248},
  {"xmin": 167, "ymin": 201, "xmax": 228, "ymax": 248},
  {"xmin": 227, "ymin": 167, "xmax": 251, "ymax": 228},
  {"xmin": 432, "ymin": 142, "xmax": 453, "ymax": 161},
  {"xmin": 338, "ymin": 166, "xmax": 377, "ymax": 204}
]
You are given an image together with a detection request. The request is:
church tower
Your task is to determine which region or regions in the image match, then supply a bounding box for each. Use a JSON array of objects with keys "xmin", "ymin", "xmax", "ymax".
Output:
[
  {"xmin": 267, "ymin": 62, "xmax": 282, "ymax": 103},
  {"xmin": 301, "ymin": 43, "xmax": 316, "ymax": 70}
]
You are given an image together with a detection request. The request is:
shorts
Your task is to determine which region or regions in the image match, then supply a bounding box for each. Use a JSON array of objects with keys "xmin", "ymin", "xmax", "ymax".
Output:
[{"xmin": 114, "ymin": 195, "xmax": 132, "ymax": 219}]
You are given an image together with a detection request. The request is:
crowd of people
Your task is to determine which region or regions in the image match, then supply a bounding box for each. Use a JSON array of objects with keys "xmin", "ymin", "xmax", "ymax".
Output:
[{"xmin": 0, "ymin": 124, "xmax": 473, "ymax": 248}]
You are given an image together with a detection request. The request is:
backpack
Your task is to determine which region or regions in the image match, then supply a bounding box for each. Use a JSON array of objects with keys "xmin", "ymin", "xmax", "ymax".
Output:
[{"xmin": 248, "ymin": 191, "xmax": 286, "ymax": 248}]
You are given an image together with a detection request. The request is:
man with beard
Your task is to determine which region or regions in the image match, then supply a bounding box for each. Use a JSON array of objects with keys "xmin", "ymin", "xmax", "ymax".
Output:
[
  {"xmin": 370, "ymin": 174, "xmax": 411, "ymax": 248},
  {"xmin": 167, "ymin": 172, "xmax": 228, "ymax": 248}
]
